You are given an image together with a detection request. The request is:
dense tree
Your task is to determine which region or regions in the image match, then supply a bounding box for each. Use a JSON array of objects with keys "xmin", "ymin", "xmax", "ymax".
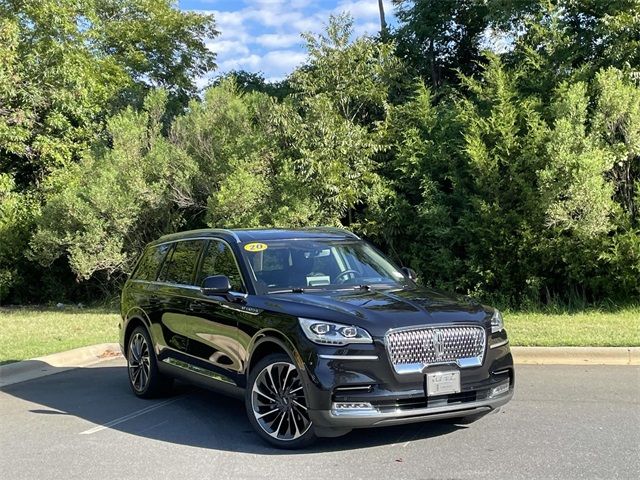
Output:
[
  {"xmin": 0, "ymin": 0, "xmax": 217, "ymax": 188},
  {"xmin": 289, "ymin": 14, "xmax": 404, "ymax": 225},
  {"xmin": 0, "ymin": 174, "xmax": 36, "ymax": 301},
  {"xmin": 28, "ymin": 17, "xmax": 403, "ymax": 281},
  {"xmin": 392, "ymin": 0, "xmax": 536, "ymax": 87},
  {"xmin": 3, "ymin": 5, "xmax": 640, "ymax": 307},
  {"xmin": 30, "ymin": 90, "xmax": 184, "ymax": 281}
]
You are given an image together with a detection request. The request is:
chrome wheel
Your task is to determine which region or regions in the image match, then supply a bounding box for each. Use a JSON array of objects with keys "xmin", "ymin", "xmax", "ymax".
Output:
[
  {"xmin": 128, "ymin": 332, "xmax": 151, "ymax": 392},
  {"xmin": 251, "ymin": 361, "xmax": 312, "ymax": 441}
]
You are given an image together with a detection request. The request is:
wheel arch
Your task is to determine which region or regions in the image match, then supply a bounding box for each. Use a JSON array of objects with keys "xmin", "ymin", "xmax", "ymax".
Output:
[
  {"xmin": 246, "ymin": 330, "xmax": 304, "ymax": 377},
  {"xmin": 122, "ymin": 307, "xmax": 151, "ymax": 356}
]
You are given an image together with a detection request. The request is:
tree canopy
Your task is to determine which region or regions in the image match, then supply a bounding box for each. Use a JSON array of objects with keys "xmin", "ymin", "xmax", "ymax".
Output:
[
  {"xmin": 0, "ymin": 0, "xmax": 217, "ymax": 188},
  {"xmin": 1, "ymin": 2, "xmax": 638, "ymax": 308}
]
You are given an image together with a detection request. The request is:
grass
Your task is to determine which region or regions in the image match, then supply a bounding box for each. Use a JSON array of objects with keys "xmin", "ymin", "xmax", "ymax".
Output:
[
  {"xmin": 0, "ymin": 305, "xmax": 638, "ymax": 365},
  {"xmin": 505, "ymin": 307, "xmax": 640, "ymax": 347},
  {"xmin": 0, "ymin": 307, "xmax": 120, "ymax": 365}
]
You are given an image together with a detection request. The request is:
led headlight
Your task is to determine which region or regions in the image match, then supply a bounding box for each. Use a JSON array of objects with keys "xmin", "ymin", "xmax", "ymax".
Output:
[
  {"xmin": 491, "ymin": 310, "xmax": 504, "ymax": 333},
  {"xmin": 298, "ymin": 318, "xmax": 373, "ymax": 346}
]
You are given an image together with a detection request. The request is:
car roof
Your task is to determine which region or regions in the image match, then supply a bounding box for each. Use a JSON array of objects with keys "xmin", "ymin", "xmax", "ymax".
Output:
[{"xmin": 150, "ymin": 227, "xmax": 360, "ymax": 245}]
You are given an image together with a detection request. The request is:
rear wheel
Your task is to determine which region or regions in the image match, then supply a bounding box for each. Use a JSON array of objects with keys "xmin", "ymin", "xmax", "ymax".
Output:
[
  {"xmin": 246, "ymin": 353, "xmax": 317, "ymax": 449},
  {"xmin": 126, "ymin": 326, "xmax": 172, "ymax": 398}
]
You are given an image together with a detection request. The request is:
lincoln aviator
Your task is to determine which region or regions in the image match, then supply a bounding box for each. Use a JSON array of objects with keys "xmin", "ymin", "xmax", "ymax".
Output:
[{"xmin": 119, "ymin": 228, "xmax": 514, "ymax": 448}]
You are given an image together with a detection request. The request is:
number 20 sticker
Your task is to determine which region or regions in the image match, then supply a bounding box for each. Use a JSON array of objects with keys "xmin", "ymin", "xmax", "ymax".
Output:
[{"xmin": 244, "ymin": 242, "xmax": 268, "ymax": 252}]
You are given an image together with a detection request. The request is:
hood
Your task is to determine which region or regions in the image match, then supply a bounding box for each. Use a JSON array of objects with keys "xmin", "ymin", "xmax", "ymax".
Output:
[{"xmin": 259, "ymin": 286, "xmax": 490, "ymax": 337}]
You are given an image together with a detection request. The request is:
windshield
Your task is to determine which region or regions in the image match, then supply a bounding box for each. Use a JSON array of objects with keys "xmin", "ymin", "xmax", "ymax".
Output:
[{"xmin": 240, "ymin": 239, "xmax": 408, "ymax": 293}]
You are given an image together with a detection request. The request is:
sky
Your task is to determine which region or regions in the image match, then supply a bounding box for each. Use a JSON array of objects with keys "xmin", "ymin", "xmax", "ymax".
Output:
[{"xmin": 178, "ymin": 0, "xmax": 396, "ymax": 85}]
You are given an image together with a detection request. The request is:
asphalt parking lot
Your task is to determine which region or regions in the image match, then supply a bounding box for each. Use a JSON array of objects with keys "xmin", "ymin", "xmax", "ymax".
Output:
[{"xmin": 1, "ymin": 360, "xmax": 638, "ymax": 480}]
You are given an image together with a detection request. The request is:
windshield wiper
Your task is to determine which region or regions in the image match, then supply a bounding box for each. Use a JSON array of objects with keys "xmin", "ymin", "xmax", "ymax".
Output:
[{"xmin": 269, "ymin": 287, "xmax": 319, "ymax": 294}]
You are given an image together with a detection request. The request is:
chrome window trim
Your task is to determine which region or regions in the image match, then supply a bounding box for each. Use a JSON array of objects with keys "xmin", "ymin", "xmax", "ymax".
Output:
[
  {"xmin": 155, "ymin": 229, "xmax": 241, "ymax": 245},
  {"xmin": 133, "ymin": 236, "xmax": 249, "ymax": 292},
  {"xmin": 197, "ymin": 237, "xmax": 248, "ymax": 292},
  {"xmin": 127, "ymin": 280, "xmax": 247, "ymax": 301},
  {"xmin": 384, "ymin": 324, "xmax": 487, "ymax": 374}
]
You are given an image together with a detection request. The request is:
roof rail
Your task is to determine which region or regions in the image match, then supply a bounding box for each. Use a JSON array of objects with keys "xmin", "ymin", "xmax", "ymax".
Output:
[
  {"xmin": 301, "ymin": 226, "xmax": 360, "ymax": 239},
  {"xmin": 212, "ymin": 228, "xmax": 241, "ymax": 243},
  {"xmin": 156, "ymin": 228, "xmax": 242, "ymax": 243}
]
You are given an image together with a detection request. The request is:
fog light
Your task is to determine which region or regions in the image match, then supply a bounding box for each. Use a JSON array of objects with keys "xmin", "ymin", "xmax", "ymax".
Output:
[
  {"xmin": 489, "ymin": 381, "xmax": 510, "ymax": 398},
  {"xmin": 331, "ymin": 402, "xmax": 376, "ymax": 415},
  {"xmin": 333, "ymin": 402, "xmax": 373, "ymax": 409}
]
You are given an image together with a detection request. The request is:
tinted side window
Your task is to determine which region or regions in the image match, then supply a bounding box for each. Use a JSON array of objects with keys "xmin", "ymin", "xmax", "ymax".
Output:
[
  {"xmin": 131, "ymin": 244, "xmax": 171, "ymax": 281},
  {"xmin": 158, "ymin": 240, "xmax": 204, "ymax": 285},
  {"xmin": 198, "ymin": 240, "xmax": 245, "ymax": 292}
]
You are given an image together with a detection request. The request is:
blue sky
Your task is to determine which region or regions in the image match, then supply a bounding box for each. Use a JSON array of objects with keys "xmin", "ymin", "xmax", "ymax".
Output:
[{"xmin": 178, "ymin": 1, "xmax": 396, "ymax": 85}]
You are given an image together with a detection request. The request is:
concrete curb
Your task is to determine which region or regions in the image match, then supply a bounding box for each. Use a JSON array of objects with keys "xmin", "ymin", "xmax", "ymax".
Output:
[
  {"xmin": 0, "ymin": 343, "xmax": 122, "ymax": 388},
  {"xmin": 512, "ymin": 346, "xmax": 640, "ymax": 366}
]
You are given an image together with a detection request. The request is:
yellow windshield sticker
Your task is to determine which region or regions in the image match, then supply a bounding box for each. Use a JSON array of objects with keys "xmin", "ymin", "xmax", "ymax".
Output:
[{"xmin": 244, "ymin": 242, "xmax": 268, "ymax": 252}]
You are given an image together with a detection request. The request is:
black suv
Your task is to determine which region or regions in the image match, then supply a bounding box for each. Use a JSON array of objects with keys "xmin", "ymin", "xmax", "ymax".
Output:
[{"xmin": 120, "ymin": 228, "xmax": 514, "ymax": 448}]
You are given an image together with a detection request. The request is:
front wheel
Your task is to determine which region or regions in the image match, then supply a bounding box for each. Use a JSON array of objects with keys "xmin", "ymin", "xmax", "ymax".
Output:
[{"xmin": 245, "ymin": 353, "xmax": 317, "ymax": 449}]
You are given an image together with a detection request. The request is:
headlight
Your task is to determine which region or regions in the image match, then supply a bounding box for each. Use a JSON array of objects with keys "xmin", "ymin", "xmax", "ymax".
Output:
[
  {"xmin": 298, "ymin": 318, "xmax": 373, "ymax": 346},
  {"xmin": 491, "ymin": 310, "xmax": 504, "ymax": 333}
]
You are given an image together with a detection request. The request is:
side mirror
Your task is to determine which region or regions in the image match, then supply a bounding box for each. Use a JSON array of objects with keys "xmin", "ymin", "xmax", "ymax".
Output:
[
  {"xmin": 201, "ymin": 275, "xmax": 231, "ymax": 296},
  {"xmin": 401, "ymin": 267, "xmax": 418, "ymax": 281}
]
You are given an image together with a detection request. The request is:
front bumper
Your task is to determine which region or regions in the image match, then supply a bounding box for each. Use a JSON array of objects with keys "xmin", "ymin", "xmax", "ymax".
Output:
[
  {"xmin": 309, "ymin": 387, "xmax": 513, "ymax": 429},
  {"xmin": 297, "ymin": 330, "xmax": 515, "ymax": 432}
]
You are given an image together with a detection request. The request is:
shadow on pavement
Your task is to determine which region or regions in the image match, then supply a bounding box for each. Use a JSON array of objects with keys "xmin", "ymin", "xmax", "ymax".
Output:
[{"xmin": 0, "ymin": 361, "xmax": 464, "ymax": 454}]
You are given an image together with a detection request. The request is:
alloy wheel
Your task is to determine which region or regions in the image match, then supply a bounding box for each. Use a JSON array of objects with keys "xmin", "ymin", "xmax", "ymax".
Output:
[
  {"xmin": 128, "ymin": 332, "xmax": 151, "ymax": 392},
  {"xmin": 250, "ymin": 361, "xmax": 312, "ymax": 441}
]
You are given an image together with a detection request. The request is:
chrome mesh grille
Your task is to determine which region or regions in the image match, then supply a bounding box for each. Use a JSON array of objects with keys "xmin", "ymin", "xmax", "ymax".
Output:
[{"xmin": 386, "ymin": 326, "xmax": 486, "ymax": 372}]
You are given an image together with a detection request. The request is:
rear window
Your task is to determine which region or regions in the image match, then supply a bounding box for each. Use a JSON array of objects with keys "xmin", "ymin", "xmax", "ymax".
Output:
[
  {"xmin": 158, "ymin": 240, "xmax": 204, "ymax": 286},
  {"xmin": 131, "ymin": 243, "xmax": 171, "ymax": 281}
]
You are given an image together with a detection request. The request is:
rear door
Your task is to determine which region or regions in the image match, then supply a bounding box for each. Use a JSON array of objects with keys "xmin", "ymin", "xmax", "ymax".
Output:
[
  {"xmin": 175, "ymin": 239, "xmax": 248, "ymax": 385},
  {"xmin": 122, "ymin": 242, "xmax": 172, "ymax": 346},
  {"xmin": 155, "ymin": 239, "xmax": 205, "ymax": 358}
]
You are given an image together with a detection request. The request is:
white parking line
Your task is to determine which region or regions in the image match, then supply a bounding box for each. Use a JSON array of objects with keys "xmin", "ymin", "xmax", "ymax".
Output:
[{"xmin": 79, "ymin": 397, "xmax": 181, "ymax": 435}]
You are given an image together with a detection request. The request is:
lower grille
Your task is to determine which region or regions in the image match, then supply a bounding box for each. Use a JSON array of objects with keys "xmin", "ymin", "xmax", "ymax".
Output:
[{"xmin": 386, "ymin": 325, "xmax": 486, "ymax": 373}]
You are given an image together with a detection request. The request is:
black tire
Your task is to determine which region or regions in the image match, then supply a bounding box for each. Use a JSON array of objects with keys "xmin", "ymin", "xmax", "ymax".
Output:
[
  {"xmin": 245, "ymin": 353, "xmax": 317, "ymax": 449},
  {"xmin": 126, "ymin": 325, "xmax": 173, "ymax": 398}
]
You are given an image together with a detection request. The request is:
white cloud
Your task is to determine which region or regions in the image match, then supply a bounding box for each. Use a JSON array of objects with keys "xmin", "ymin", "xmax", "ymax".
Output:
[
  {"xmin": 248, "ymin": 9, "xmax": 305, "ymax": 28},
  {"xmin": 353, "ymin": 20, "xmax": 382, "ymax": 37},
  {"xmin": 255, "ymin": 32, "xmax": 302, "ymax": 49},
  {"xmin": 334, "ymin": 0, "xmax": 393, "ymax": 20},
  {"xmin": 195, "ymin": 75, "xmax": 211, "ymax": 90},
  {"xmin": 207, "ymin": 39, "xmax": 250, "ymax": 56},
  {"xmin": 291, "ymin": 14, "xmax": 325, "ymax": 33},
  {"xmin": 262, "ymin": 50, "xmax": 308, "ymax": 71},
  {"xmin": 212, "ymin": 9, "xmax": 247, "ymax": 28},
  {"xmin": 218, "ymin": 54, "xmax": 262, "ymax": 72}
]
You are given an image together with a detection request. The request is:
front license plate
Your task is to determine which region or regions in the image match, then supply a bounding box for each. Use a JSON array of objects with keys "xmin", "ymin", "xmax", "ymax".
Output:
[{"xmin": 426, "ymin": 371, "xmax": 461, "ymax": 396}]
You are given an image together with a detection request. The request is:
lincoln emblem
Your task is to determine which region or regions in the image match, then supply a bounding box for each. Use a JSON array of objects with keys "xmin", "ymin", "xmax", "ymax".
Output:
[{"xmin": 433, "ymin": 330, "xmax": 445, "ymax": 359}]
